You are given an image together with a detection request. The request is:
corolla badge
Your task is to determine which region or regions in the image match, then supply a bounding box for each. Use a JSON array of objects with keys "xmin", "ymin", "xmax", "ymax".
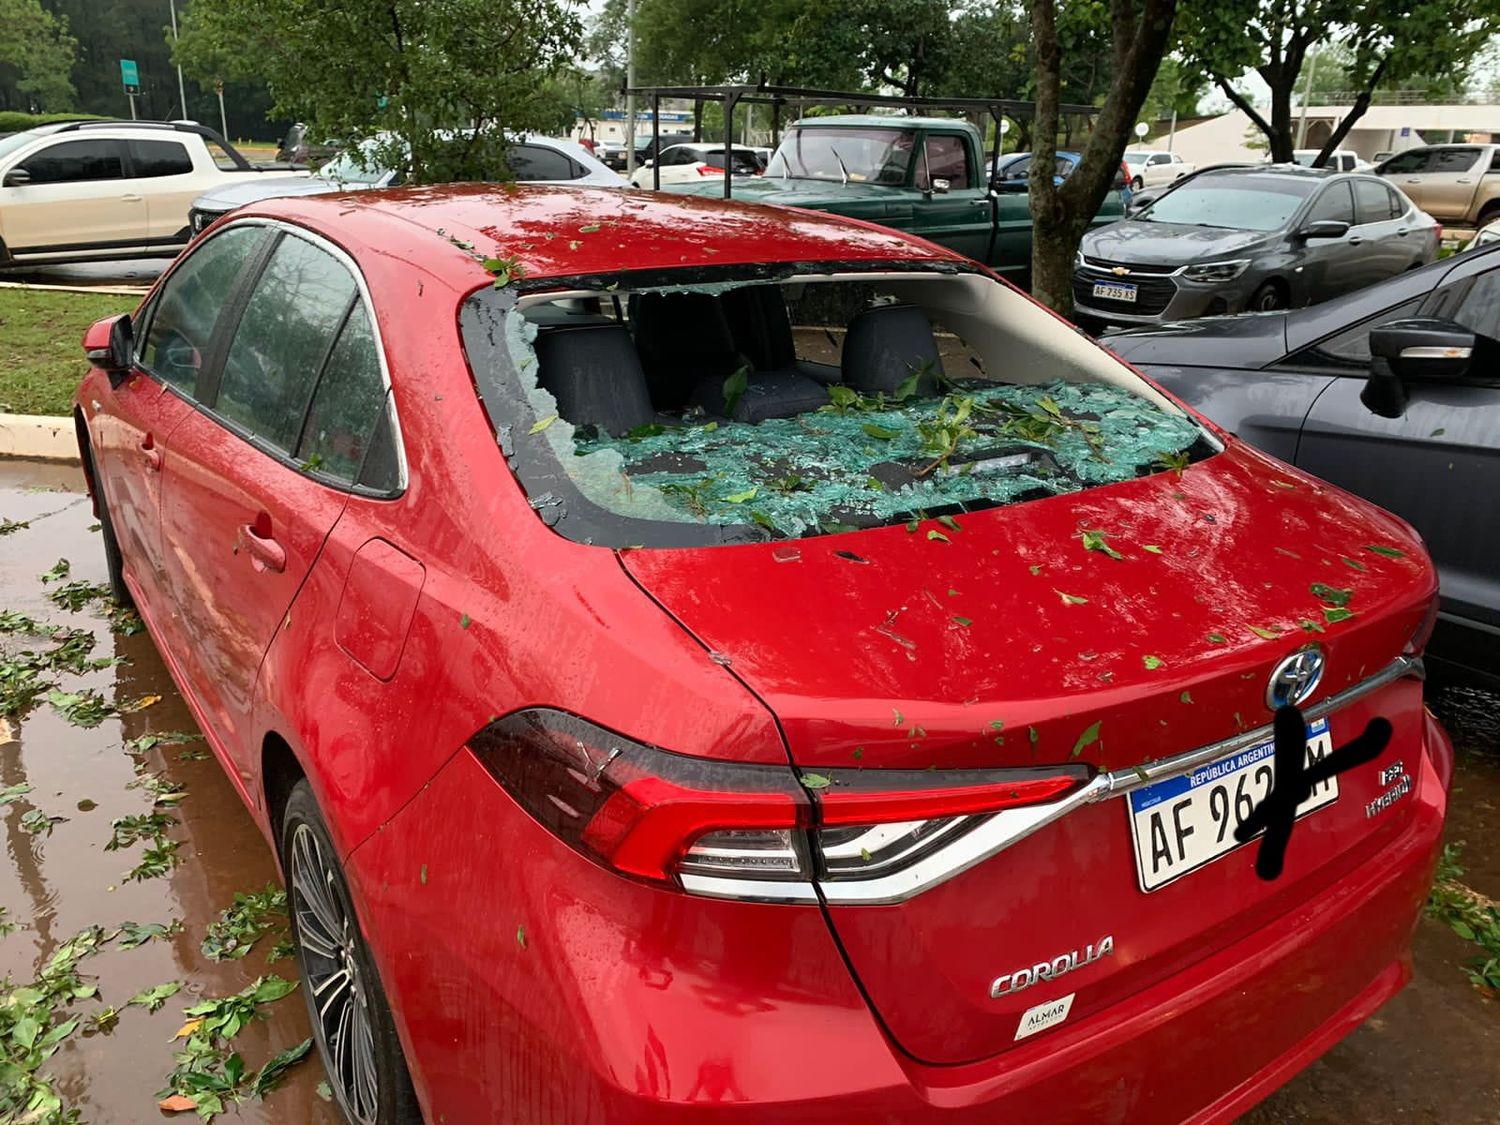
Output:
[
  {"xmin": 990, "ymin": 935, "xmax": 1115, "ymax": 998},
  {"xmin": 1266, "ymin": 646, "xmax": 1325, "ymax": 710}
]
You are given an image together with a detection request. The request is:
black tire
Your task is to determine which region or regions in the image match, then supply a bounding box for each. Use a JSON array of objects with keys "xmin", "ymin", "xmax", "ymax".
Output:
[
  {"xmin": 86, "ymin": 444, "xmax": 133, "ymax": 608},
  {"xmin": 1131, "ymin": 175, "xmax": 1144, "ymax": 190},
  {"xmin": 281, "ymin": 781, "xmax": 421, "ymax": 1125},
  {"xmin": 1475, "ymin": 203, "xmax": 1500, "ymax": 229},
  {"xmin": 1249, "ymin": 281, "xmax": 1286, "ymax": 312}
]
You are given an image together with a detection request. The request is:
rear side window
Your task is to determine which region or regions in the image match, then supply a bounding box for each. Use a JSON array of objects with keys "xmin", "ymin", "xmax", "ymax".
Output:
[
  {"xmin": 295, "ymin": 300, "xmax": 398, "ymax": 488},
  {"xmin": 138, "ymin": 225, "xmax": 265, "ymax": 392},
  {"xmin": 705, "ymin": 150, "xmax": 760, "ymax": 175},
  {"xmin": 507, "ymin": 144, "xmax": 579, "ymax": 181},
  {"xmin": 1490, "ymin": 150, "xmax": 1500, "ymax": 173},
  {"xmin": 1353, "ymin": 179, "xmax": 1400, "ymax": 223},
  {"xmin": 216, "ymin": 235, "xmax": 357, "ymax": 451},
  {"xmin": 129, "ymin": 139, "xmax": 192, "ymax": 177},
  {"xmin": 1433, "ymin": 148, "xmax": 1481, "ymax": 174},
  {"xmin": 1306, "ymin": 182, "xmax": 1355, "ymax": 225},
  {"xmin": 20, "ymin": 139, "xmax": 124, "ymax": 183}
]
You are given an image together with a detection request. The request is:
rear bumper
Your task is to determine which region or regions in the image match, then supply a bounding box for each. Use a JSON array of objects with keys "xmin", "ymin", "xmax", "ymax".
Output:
[{"xmin": 349, "ymin": 711, "xmax": 1449, "ymax": 1123}]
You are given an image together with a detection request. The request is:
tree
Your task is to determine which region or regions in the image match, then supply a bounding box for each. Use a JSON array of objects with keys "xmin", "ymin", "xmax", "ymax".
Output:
[
  {"xmin": 174, "ymin": 0, "xmax": 581, "ymax": 183},
  {"xmin": 1028, "ymin": 0, "xmax": 1178, "ymax": 313},
  {"xmin": 1180, "ymin": 0, "xmax": 1500, "ymax": 164},
  {"xmin": 0, "ymin": 0, "xmax": 77, "ymax": 111}
]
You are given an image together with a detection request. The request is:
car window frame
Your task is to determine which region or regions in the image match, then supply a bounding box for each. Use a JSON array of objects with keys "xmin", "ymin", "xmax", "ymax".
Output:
[
  {"xmin": 1305, "ymin": 179, "xmax": 1357, "ymax": 226},
  {"xmin": 156, "ymin": 218, "xmax": 408, "ymax": 499},
  {"xmin": 124, "ymin": 137, "xmax": 194, "ymax": 179}
]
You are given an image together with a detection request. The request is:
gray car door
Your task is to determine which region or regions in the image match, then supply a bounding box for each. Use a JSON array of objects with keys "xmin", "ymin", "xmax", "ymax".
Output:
[
  {"xmin": 1351, "ymin": 179, "xmax": 1415, "ymax": 282},
  {"xmin": 1294, "ymin": 262, "xmax": 1500, "ymax": 631},
  {"xmin": 1297, "ymin": 181, "xmax": 1365, "ymax": 300}
]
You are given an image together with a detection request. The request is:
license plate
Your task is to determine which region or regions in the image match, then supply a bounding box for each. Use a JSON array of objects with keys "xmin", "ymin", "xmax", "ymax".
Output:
[
  {"xmin": 1127, "ymin": 718, "xmax": 1336, "ymax": 892},
  {"xmin": 1091, "ymin": 281, "xmax": 1137, "ymax": 302}
]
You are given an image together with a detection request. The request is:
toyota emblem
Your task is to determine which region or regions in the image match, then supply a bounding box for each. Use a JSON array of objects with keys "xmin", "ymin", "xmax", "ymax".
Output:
[{"xmin": 1266, "ymin": 647, "xmax": 1326, "ymax": 710}]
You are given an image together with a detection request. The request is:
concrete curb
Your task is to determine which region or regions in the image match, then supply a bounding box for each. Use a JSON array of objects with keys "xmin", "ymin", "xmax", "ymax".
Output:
[
  {"xmin": 0, "ymin": 281, "xmax": 148, "ymax": 297},
  {"xmin": 0, "ymin": 413, "xmax": 78, "ymax": 463}
]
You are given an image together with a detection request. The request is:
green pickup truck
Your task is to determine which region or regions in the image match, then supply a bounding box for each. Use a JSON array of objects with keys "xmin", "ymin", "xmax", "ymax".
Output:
[{"xmin": 658, "ymin": 114, "xmax": 1126, "ymax": 282}]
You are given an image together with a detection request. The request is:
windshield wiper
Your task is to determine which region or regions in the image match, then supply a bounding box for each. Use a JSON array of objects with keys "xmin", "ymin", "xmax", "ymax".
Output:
[{"xmin": 830, "ymin": 146, "xmax": 851, "ymax": 186}]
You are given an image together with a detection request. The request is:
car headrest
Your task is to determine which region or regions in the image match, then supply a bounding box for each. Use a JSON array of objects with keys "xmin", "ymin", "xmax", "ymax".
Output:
[
  {"xmin": 534, "ymin": 324, "xmax": 656, "ymax": 436},
  {"xmin": 632, "ymin": 291, "xmax": 737, "ymax": 360},
  {"xmin": 841, "ymin": 304, "xmax": 942, "ymax": 396}
]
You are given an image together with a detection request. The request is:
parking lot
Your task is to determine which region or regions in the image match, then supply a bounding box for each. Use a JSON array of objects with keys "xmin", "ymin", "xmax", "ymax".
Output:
[{"xmin": 0, "ymin": 458, "xmax": 1494, "ymax": 1122}]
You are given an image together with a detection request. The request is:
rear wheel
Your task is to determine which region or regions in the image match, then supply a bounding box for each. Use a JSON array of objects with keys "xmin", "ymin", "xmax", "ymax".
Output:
[
  {"xmin": 1131, "ymin": 175, "xmax": 1144, "ymax": 190},
  {"xmin": 282, "ymin": 782, "xmax": 420, "ymax": 1125},
  {"xmin": 1249, "ymin": 281, "xmax": 1286, "ymax": 312}
]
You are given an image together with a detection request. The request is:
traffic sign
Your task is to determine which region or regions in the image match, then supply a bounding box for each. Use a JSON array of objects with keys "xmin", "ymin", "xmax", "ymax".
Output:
[{"xmin": 120, "ymin": 59, "xmax": 140, "ymax": 95}]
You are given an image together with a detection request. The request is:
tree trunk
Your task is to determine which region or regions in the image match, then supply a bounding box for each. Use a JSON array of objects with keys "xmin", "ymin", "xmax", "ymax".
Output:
[
  {"xmin": 1264, "ymin": 73, "xmax": 1295, "ymax": 163},
  {"xmin": 1029, "ymin": 0, "xmax": 1178, "ymax": 315},
  {"xmin": 1315, "ymin": 58, "xmax": 1389, "ymax": 163}
]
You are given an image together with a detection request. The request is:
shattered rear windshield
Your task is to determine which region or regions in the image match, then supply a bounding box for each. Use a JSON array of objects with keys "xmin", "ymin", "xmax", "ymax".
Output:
[{"xmin": 460, "ymin": 263, "xmax": 1213, "ymax": 548}]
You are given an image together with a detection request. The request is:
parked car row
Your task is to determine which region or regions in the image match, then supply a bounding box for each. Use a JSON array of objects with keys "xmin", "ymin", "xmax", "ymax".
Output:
[{"xmin": 75, "ymin": 178, "xmax": 1452, "ymax": 1125}]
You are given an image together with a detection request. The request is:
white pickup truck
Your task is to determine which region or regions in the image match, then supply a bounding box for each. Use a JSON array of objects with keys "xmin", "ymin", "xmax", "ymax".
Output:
[
  {"xmin": 1123, "ymin": 149, "xmax": 1195, "ymax": 189},
  {"xmin": 0, "ymin": 119, "xmax": 306, "ymax": 269}
]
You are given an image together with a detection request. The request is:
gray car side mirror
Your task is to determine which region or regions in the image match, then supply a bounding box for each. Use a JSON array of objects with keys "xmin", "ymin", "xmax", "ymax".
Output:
[
  {"xmin": 1296, "ymin": 219, "xmax": 1350, "ymax": 241},
  {"xmin": 2, "ymin": 168, "xmax": 31, "ymax": 187},
  {"xmin": 1362, "ymin": 318, "xmax": 1477, "ymax": 417}
]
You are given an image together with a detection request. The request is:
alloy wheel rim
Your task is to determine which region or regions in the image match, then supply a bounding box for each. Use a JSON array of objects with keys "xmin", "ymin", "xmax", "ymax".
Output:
[
  {"xmin": 1257, "ymin": 289, "xmax": 1282, "ymax": 311},
  {"xmin": 290, "ymin": 823, "xmax": 379, "ymax": 1124}
]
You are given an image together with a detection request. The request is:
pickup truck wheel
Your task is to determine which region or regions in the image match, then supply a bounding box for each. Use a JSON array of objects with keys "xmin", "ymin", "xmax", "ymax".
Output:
[
  {"xmin": 1131, "ymin": 176, "xmax": 1144, "ymax": 190},
  {"xmin": 1249, "ymin": 281, "xmax": 1286, "ymax": 312},
  {"xmin": 1476, "ymin": 202, "xmax": 1500, "ymax": 228}
]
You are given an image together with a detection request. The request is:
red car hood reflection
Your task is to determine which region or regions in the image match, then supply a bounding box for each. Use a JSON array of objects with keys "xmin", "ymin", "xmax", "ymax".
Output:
[{"xmin": 619, "ymin": 440, "xmax": 1435, "ymax": 771}]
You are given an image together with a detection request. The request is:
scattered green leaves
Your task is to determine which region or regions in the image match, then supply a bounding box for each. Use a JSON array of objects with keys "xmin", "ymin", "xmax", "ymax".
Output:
[
  {"xmin": 800, "ymin": 773, "xmax": 832, "ymax": 790},
  {"xmin": 1309, "ymin": 583, "xmax": 1352, "ymax": 607},
  {"xmin": 1080, "ymin": 529, "xmax": 1124, "ymax": 560},
  {"xmin": 202, "ymin": 886, "xmax": 289, "ymax": 962},
  {"xmin": 1142, "ymin": 655, "xmax": 1164, "ymax": 670},
  {"xmin": 1364, "ymin": 544, "xmax": 1405, "ymax": 559},
  {"xmin": 127, "ymin": 981, "xmax": 182, "ymax": 1013},
  {"xmin": 1071, "ymin": 721, "xmax": 1102, "ymax": 758},
  {"xmin": 1055, "ymin": 589, "xmax": 1089, "ymax": 606}
]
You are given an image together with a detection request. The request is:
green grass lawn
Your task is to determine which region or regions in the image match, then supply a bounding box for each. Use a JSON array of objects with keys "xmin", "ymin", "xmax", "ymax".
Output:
[{"xmin": 0, "ymin": 287, "xmax": 138, "ymax": 417}]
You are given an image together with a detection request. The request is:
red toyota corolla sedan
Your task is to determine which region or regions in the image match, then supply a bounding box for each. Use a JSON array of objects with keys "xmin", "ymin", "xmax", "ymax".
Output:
[{"xmin": 74, "ymin": 184, "xmax": 1450, "ymax": 1124}]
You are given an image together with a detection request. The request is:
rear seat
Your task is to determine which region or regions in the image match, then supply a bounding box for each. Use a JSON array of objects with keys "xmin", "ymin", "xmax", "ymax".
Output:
[{"xmin": 533, "ymin": 324, "xmax": 657, "ymax": 436}]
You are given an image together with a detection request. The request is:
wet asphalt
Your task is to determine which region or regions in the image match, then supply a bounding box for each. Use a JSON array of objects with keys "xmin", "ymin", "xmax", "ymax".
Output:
[{"xmin": 0, "ymin": 460, "xmax": 1494, "ymax": 1124}]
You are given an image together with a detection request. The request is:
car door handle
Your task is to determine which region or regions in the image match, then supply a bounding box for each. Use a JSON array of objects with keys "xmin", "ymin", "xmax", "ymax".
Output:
[
  {"xmin": 1348, "ymin": 237, "xmax": 1364, "ymax": 246},
  {"xmin": 1396, "ymin": 227, "xmax": 1409, "ymax": 236},
  {"xmin": 239, "ymin": 522, "xmax": 287, "ymax": 573},
  {"xmin": 1457, "ymin": 178, "xmax": 1472, "ymax": 184},
  {"xmin": 121, "ymin": 193, "xmax": 143, "ymax": 202},
  {"xmin": 138, "ymin": 436, "xmax": 162, "ymax": 471}
]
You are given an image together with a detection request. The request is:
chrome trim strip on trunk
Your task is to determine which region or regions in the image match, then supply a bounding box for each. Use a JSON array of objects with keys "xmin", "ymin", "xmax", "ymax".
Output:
[{"xmin": 814, "ymin": 654, "xmax": 1422, "ymax": 906}]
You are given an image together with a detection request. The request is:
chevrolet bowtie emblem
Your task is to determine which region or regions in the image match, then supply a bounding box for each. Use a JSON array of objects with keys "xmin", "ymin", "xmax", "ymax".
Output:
[{"xmin": 1111, "ymin": 266, "xmax": 1130, "ymax": 276}]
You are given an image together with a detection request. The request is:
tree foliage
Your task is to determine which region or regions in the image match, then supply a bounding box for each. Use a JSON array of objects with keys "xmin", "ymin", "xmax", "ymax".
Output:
[
  {"xmin": 1179, "ymin": 0, "xmax": 1500, "ymax": 163},
  {"xmin": 0, "ymin": 0, "xmax": 77, "ymax": 112},
  {"xmin": 174, "ymin": 0, "xmax": 582, "ymax": 182}
]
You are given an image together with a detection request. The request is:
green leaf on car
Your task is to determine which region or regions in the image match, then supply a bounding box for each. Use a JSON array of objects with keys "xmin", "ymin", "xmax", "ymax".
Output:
[
  {"xmin": 1310, "ymin": 583, "xmax": 1352, "ymax": 607},
  {"xmin": 800, "ymin": 773, "xmax": 833, "ymax": 790},
  {"xmin": 1323, "ymin": 606, "xmax": 1356, "ymax": 624},
  {"xmin": 1365, "ymin": 544, "xmax": 1405, "ymax": 558},
  {"xmin": 1080, "ymin": 529, "xmax": 1124, "ymax": 559},
  {"xmin": 1071, "ymin": 721, "xmax": 1102, "ymax": 758},
  {"xmin": 861, "ymin": 423, "xmax": 899, "ymax": 441},
  {"xmin": 1142, "ymin": 655, "xmax": 1164, "ymax": 670},
  {"xmin": 528, "ymin": 415, "xmax": 557, "ymax": 434}
]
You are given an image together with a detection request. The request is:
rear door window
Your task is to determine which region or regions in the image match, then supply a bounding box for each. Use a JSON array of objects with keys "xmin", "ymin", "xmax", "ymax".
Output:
[
  {"xmin": 138, "ymin": 225, "xmax": 266, "ymax": 393},
  {"xmin": 20, "ymin": 139, "xmax": 124, "ymax": 183},
  {"xmin": 1353, "ymin": 179, "xmax": 1399, "ymax": 224},
  {"xmin": 215, "ymin": 234, "xmax": 358, "ymax": 451},
  {"xmin": 128, "ymin": 139, "xmax": 193, "ymax": 177},
  {"xmin": 1433, "ymin": 148, "xmax": 1482, "ymax": 174},
  {"xmin": 295, "ymin": 300, "xmax": 400, "ymax": 490},
  {"xmin": 1449, "ymin": 270, "xmax": 1500, "ymax": 342}
]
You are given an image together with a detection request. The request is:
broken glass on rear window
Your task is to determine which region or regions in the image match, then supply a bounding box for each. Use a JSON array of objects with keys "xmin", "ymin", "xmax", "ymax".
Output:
[{"xmin": 459, "ymin": 263, "xmax": 1214, "ymax": 548}]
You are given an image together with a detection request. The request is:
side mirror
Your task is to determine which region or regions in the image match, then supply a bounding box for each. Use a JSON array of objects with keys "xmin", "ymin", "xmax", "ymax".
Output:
[
  {"xmin": 1296, "ymin": 219, "xmax": 1350, "ymax": 240},
  {"xmin": 83, "ymin": 314, "xmax": 134, "ymax": 387},
  {"xmin": 930, "ymin": 177, "xmax": 951, "ymax": 194},
  {"xmin": 3, "ymin": 168, "xmax": 31, "ymax": 187},
  {"xmin": 1362, "ymin": 318, "xmax": 1476, "ymax": 417}
]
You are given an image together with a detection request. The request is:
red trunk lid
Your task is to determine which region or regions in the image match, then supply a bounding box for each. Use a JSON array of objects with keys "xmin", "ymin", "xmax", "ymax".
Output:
[{"xmin": 620, "ymin": 441, "xmax": 1437, "ymax": 1064}]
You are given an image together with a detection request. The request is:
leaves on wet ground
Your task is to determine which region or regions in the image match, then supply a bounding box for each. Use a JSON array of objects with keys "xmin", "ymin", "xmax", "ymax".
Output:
[
  {"xmin": 128, "ymin": 981, "xmax": 183, "ymax": 1013},
  {"xmin": 44, "ymin": 688, "xmax": 114, "ymax": 728},
  {"xmin": 124, "ymin": 731, "xmax": 203, "ymax": 755},
  {"xmin": 201, "ymin": 885, "xmax": 289, "ymax": 963},
  {"xmin": 156, "ymin": 977, "xmax": 311, "ymax": 1119},
  {"xmin": 20, "ymin": 809, "xmax": 67, "ymax": 836},
  {"xmin": 1426, "ymin": 844, "xmax": 1500, "ymax": 995}
]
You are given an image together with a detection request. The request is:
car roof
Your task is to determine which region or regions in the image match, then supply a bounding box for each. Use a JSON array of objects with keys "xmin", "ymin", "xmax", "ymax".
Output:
[
  {"xmin": 239, "ymin": 183, "xmax": 965, "ymax": 289},
  {"xmin": 792, "ymin": 114, "xmax": 974, "ymax": 132}
]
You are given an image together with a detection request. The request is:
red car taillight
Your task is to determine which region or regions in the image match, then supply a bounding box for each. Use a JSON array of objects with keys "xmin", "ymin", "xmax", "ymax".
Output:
[
  {"xmin": 696, "ymin": 164, "xmax": 724, "ymax": 176},
  {"xmin": 471, "ymin": 710, "xmax": 1090, "ymax": 902}
]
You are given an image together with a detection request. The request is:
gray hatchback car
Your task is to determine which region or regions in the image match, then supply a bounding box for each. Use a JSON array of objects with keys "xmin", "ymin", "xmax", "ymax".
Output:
[{"xmin": 1073, "ymin": 166, "xmax": 1439, "ymax": 326}]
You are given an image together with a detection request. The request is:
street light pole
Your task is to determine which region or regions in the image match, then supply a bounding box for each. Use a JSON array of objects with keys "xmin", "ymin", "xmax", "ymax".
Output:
[
  {"xmin": 168, "ymin": 0, "xmax": 188, "ymax": 120},
  {"xmin": 625, "ymin": 0, "xmax": 637, "ymax": 175}
]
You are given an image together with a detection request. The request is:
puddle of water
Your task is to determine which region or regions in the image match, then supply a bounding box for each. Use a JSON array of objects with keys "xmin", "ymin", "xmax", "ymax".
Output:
[{"xmin": 0, "ymin": 462, "xmax": 336, "ymax": 1123}]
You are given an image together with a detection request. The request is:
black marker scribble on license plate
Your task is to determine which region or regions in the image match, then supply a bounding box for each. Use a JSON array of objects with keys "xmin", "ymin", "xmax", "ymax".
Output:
[{"xmin": 1234, "ymin": 705, "xmax": 1393, "ymax": 880}]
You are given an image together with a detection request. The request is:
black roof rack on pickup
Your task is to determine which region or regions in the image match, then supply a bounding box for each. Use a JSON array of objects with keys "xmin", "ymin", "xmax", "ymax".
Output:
[{"xmin": 41, "ymin": 119, "xmax": 252, "ymax": 170}]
